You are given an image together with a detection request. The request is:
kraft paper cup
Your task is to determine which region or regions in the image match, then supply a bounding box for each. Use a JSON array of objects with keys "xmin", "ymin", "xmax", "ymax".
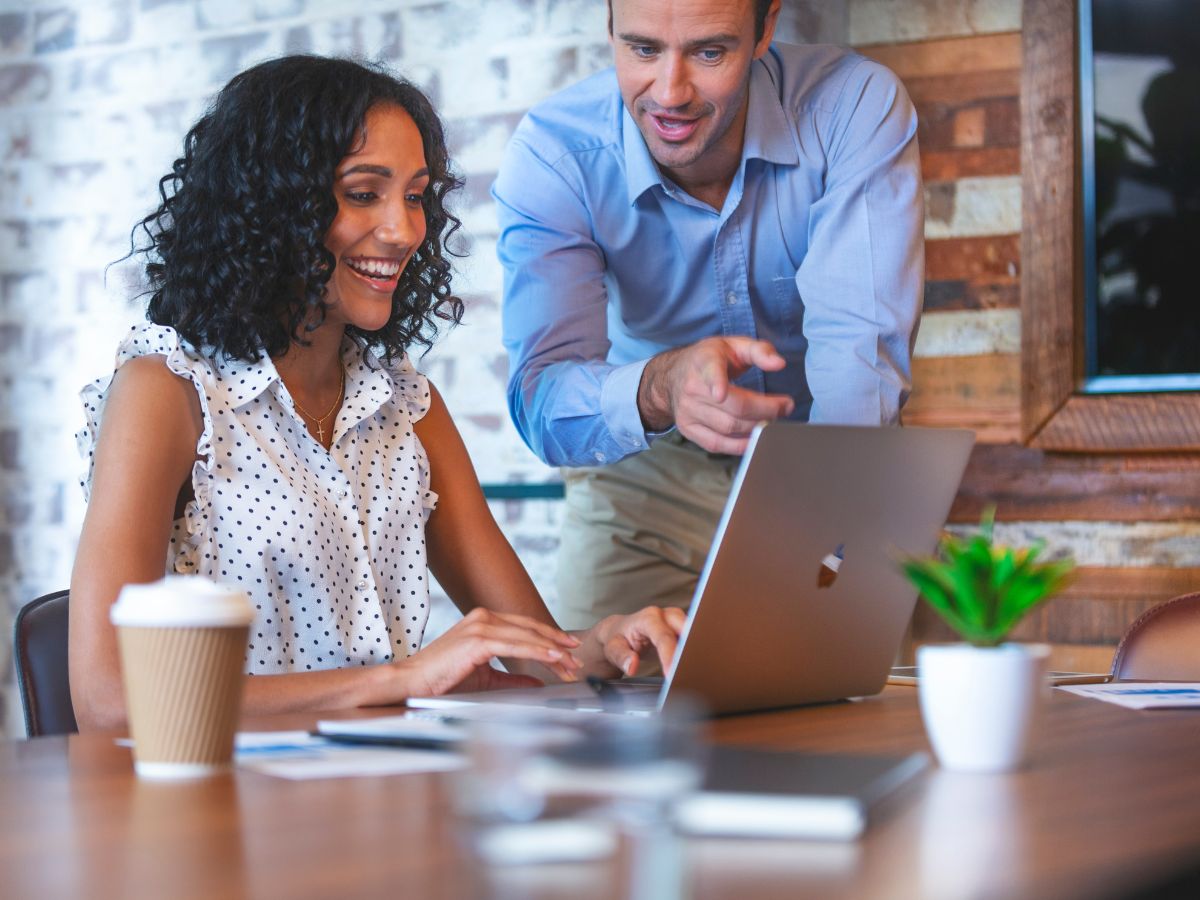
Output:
[{"xmin": 111, "ymin": 577, "xmax": 254, "ymax": 780}]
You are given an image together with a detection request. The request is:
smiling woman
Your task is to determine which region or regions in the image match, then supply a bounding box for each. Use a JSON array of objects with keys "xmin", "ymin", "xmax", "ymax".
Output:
[{"xmin": 68, "ymin": 55, "xmax": 684, "ymax": 732}]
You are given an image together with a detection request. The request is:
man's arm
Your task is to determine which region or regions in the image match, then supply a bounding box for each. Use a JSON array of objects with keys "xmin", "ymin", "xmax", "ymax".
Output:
[
  {"xmin": 496, "ymin": 136, "xmax": 653, "ymax": 468},
  {"xmin": 796, "ymin": 58, "xmax": 924, "ymax": 426},
  {"xmin": 497, "ymin": 135, "xmax": 797, "ymax": 461}
]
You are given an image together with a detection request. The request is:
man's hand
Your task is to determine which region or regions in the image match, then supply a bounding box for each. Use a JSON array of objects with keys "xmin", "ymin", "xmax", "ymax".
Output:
[
  {"xmin": 637, "ymin": 337, "xmax": 795, "ymax": 454},
  {"xmin": 576, "ymin": 606, "xmax": 688, "ymax": 678}
]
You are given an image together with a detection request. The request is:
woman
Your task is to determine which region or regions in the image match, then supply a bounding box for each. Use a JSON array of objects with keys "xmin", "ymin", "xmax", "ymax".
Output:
[{"xmin": 71, "ymin": 56, "xmax": 683, "ymax": 731}]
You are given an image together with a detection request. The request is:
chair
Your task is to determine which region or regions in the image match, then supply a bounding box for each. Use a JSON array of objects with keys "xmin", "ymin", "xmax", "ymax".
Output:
[
  {"xmin": 13, "ymin": 590, "xmax": 77, "ymax": 737},
  {"xmin": 1110, "ymin": 592, "xmax": 1200, "ymax": 681}
]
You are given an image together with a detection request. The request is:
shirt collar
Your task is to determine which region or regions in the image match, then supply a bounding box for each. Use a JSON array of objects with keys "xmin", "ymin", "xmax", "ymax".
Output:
[
  {"xmin": 622, "ymin": 104, "xmax": 662, "ymax": 205},
  {"xmin": 210, "ymin": 347, "xmax": 280, "ymax": 410},
  {"xmin": 209, "ymin": 335, "xmax": 389, "ymax": 414},
  {"xmin": 743, "ymin": 53, "xmax": 800, "ymax": 167},
  {"xmin": 622, "ymin": 53, "xmax": 798, "ymax": 206}
]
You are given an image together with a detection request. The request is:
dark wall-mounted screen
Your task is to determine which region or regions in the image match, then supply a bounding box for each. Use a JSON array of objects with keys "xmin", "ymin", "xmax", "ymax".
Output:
[{"xmin": 1082, "ymin": 0, "xmax": 1200, "ymax": 392}]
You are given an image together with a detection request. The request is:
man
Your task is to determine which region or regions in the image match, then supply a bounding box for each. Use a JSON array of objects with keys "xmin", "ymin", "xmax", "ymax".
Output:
[{"xmin": 494, "ymin": 0, "xmax": 924, "ymax": 630}]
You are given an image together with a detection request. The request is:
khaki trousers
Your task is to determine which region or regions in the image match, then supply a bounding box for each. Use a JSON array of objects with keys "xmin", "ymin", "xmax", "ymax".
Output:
[{"xmin": 552, "ymin": 432, "xmax": 741, "ymax": 631}]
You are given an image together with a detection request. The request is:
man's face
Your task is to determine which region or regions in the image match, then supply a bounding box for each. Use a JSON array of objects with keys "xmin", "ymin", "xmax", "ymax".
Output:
[{"xmin": 609, "ymin": 0, "xmax": 776, "ymax": 189}]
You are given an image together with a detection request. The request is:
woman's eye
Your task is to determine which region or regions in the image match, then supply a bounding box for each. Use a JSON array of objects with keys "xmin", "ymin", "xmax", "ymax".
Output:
[
  {"xmin": 405, "ymin": 192, "xmax": 426, "ymax": 206},
  {"xmin": 344, "ymin": 190, "xmax": 377, "ymax": 203}
]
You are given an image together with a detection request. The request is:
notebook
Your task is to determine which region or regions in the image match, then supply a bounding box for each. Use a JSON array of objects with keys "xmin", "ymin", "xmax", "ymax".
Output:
[
  {"xmin": 409, "ymin": 422, "xmax": 975, "ymax": 717},
  {"xmin": 674, "ymin": 746, "xmax": 929, "ymax": 840}
]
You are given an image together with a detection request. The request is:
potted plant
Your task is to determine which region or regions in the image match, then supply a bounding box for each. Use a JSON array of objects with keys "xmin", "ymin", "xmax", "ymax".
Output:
[{"xmin": 900, "ymin": 508, "xmax": 1075, "ymax": 773}]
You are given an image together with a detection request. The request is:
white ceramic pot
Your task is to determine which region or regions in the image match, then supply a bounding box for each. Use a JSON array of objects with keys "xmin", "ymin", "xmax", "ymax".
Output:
[{"xmin": 917, "ymin": 643, "xmax": 1051, "ymax": 773}]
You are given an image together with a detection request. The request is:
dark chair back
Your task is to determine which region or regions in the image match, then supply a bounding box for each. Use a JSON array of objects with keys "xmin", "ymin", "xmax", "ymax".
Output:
[
  {"xmin": 1111, "ymin": 592, "xmax": 1200, "ymax": 681},
  {"xmin": 13, "ymin": 590, "xmax": 77, "ymax": 737}
]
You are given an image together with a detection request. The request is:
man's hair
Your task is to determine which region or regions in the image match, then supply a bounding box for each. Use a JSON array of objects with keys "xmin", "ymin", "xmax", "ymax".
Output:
[
  {"xmin": 607, "ymin": 0, "xmax": 775, "ymax": 43},
  {"xmin": 129, "ymin": 55, "xmax": 464, "ymax": 363}
]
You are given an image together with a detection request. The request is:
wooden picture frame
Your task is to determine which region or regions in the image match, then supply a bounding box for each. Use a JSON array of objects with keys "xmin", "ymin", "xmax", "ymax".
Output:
[{"xmin": 1021, "ymin": 0, "xmax": 1200, "ymax": 451}]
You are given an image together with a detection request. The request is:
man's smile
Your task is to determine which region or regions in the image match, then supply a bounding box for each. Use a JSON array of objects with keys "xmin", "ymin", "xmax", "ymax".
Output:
[{"xmin": 648, "ymin": 112, "xmax": 702, "ymax": 142}]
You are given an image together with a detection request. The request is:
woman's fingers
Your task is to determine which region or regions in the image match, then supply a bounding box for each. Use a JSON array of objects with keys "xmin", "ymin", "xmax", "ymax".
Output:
[
  {"xmin": 454, "ymin": 615, "xmax": 584, "ymax": 681},
  {"xmin": 484, "ymin": 609, "xmax": 581, "ymax": 648}
]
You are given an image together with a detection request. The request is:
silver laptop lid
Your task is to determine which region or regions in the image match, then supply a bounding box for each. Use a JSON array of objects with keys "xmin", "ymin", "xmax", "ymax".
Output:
[{"xmin": 660, "ymin": 422, "xmax": 974, "ymax": 715}]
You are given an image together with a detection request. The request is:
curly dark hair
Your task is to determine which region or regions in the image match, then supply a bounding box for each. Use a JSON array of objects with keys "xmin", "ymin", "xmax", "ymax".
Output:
[{"xmin": 131, "ymin": 55, "xmax": 464, "ymax": 362}]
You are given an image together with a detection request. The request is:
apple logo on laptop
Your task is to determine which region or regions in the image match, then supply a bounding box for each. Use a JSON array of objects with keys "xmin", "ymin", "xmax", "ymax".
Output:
[{"xmin": 817, "ymin": 544, "xmax": 845, "ymax": 589}]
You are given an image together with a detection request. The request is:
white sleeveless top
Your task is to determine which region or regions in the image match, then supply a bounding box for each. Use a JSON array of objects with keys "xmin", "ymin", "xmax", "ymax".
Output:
[{"xmin": 78, "ymin": 323, "xmax": 439, "ymax": 674}]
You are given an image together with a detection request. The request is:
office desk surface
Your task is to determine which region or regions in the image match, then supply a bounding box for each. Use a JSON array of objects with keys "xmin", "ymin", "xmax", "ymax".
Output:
[{"xmin": 3, "ymin": 687, "xmax": 1199, "ymax": 899}]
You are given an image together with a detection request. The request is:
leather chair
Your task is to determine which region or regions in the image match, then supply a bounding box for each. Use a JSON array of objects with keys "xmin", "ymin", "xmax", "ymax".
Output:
[
  {"xmin": 13, "ymin": 590, "xmax": 78, "ymax": 737},
  {"xmin": 1110, "ymin": 592, "xmax": 1200, "ymax": 681}
]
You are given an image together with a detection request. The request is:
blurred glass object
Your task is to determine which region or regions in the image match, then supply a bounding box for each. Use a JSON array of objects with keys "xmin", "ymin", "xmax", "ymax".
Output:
[{"xmin": 451, "ymin": 706, "xmax": 705, "ymax": 899}]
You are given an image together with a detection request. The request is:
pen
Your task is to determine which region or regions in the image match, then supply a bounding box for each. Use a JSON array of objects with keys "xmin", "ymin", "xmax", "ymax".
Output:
[{"xmin": 310, "ymin": 730, "xmax": 460, "ymax": 751}]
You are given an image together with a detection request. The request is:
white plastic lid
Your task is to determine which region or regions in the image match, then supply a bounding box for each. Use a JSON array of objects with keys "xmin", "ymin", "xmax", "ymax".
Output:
[{"xmin": 110, "ymin": 576, "xmax": 254, "ymax": 628}]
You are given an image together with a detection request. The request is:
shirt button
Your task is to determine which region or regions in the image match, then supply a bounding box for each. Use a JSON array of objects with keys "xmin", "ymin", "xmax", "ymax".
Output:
[
  {"xmin": 593, "ymin": 450, "xmax": 606, "ymax": 463},
  {"xmin": 337, "ymin": 489, "xmax": 348, "ymax": 499},
  {"xmin": 355, "ymin": 581, "xmax": 368, "ymax": 592},
  {"xmin": 725, "ymin": 291, "xmax": 738, "ymax": 306}
]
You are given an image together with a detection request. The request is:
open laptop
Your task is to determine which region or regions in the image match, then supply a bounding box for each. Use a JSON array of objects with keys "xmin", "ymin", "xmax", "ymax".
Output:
[{"xmin": 409, "ymin": 422, "xmax": 975, "ymax": 717}]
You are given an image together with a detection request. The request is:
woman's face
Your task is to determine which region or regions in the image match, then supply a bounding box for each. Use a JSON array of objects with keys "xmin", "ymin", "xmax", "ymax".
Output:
[{"xmin": 322, "ymin": 103, "xmax": 429, "ymax": 333}]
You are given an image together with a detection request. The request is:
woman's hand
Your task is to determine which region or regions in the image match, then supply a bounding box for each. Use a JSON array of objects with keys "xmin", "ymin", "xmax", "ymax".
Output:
[
  {"xmin": 576, "ymin": 606, "xmax": 687, "ymax": 678},
  {"xmin": 396, "ymin": 607, "xmax": 583, "ymax": 697}
]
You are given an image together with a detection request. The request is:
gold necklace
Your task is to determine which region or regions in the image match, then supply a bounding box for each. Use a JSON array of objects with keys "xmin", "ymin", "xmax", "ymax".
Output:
[{"xmin": 292, "ymin": 366, "xmax": 345, "ymax": 445}]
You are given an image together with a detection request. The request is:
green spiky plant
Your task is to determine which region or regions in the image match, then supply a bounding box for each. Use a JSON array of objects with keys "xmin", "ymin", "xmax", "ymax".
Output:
[{"xmin": 900, "ymin": 508, "xmax": 1075, "ymax": 647}]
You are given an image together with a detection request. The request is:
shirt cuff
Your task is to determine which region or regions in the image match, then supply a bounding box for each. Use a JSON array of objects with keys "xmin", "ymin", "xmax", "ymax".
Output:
[{"xmin": 599, "ymin": 358, "xmax": 653, "ymax": 456}]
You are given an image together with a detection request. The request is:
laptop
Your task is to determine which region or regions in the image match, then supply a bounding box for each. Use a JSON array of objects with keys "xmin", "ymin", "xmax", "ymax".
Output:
[{"xmin": 409, "ymin": 422, "xmax": 975, "ymax": 717}]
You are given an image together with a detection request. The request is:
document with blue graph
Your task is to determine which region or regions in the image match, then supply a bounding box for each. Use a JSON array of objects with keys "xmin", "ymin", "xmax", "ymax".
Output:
[{"xmin": 1058, "ymin": 683, "xmax": 1200, "ymax": 709}]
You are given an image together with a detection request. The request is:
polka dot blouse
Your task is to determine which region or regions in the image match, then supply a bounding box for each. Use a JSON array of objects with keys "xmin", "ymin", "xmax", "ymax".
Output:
[{"xmin": 78, "ymin": 323, "xmax": 439, "ymax": 674}]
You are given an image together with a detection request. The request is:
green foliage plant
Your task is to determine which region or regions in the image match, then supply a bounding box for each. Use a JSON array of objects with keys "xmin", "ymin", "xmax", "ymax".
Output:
[{"xmin": 900, "ymin": 508, "xmax": 1075, "ymax": 648}]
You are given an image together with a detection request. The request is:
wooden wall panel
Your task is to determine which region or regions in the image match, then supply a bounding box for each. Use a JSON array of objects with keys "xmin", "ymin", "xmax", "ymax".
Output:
[
  {"xmin": 906, "ymin": 355, "xmax": 1020, "ymax": 443},
  {"xmin": 925, "ymin": 235, "xmax": 1020, "ymax": 312},
  {"xmin": 858, "ymin": 33, "xmax": 1021, "ymax": 79},
  {"xmin": 949, "ymin": 445, "xmax": 1200, "ymax": 522},
  {"xmin": 1034, "ymin": 394, "xmax": 1200, "ymax": 452},
  {"xmin": 865, "ymin": 17, "xmax": 1199, "ymax": 666}
]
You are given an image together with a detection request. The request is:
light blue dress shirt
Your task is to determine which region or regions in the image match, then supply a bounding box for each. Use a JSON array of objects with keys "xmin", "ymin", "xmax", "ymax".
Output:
[{"xmin": 495, "ymin": 43, "xmax": 924, "ymax": 468}]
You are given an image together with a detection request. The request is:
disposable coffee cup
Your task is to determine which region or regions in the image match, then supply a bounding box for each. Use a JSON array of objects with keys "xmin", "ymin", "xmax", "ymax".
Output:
[{"xmin": 110, "ymin": 576, "xmax": 254, "ymax": 779}]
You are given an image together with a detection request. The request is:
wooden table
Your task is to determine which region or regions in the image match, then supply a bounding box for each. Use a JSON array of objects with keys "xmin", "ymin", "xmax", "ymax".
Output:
[{"xmin": 3, "ymin": 687, "xmax": 1200, "ymax": 899}]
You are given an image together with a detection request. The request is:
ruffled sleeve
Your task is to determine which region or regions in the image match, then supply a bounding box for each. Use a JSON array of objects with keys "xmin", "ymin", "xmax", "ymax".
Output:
[
  {"xmin": 384, "ymin": 351, "xmax": 439, "ymax": 512},
  {"xmin": 77, "ymin": 322, "xmax": 219, "ymax": 573}
]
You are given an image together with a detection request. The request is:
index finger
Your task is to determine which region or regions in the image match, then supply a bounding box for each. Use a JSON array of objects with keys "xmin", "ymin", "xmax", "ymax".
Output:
[
  {"xmin": 714, "ymin": 384, "xmax": 795, "ymax": 422},
  {"xmin": 491, "ymin": 611, "xmax": 581, "ymax": 647},
  {"xmin": 726, "ymin": 337, "xmax": 787, "ymax": 373}
]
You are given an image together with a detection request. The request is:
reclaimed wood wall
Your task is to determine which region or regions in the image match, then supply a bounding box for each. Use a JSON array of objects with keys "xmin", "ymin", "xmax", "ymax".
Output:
[{"xmin": 852, "ymin": 0, "xmax": 1200, "ymax": 672}]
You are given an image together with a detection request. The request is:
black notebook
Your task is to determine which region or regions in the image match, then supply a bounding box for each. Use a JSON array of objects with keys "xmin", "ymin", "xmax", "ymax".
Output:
[{"xmin": 674, "ymin": 746, "xmax": 928, "ymax": 840}]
